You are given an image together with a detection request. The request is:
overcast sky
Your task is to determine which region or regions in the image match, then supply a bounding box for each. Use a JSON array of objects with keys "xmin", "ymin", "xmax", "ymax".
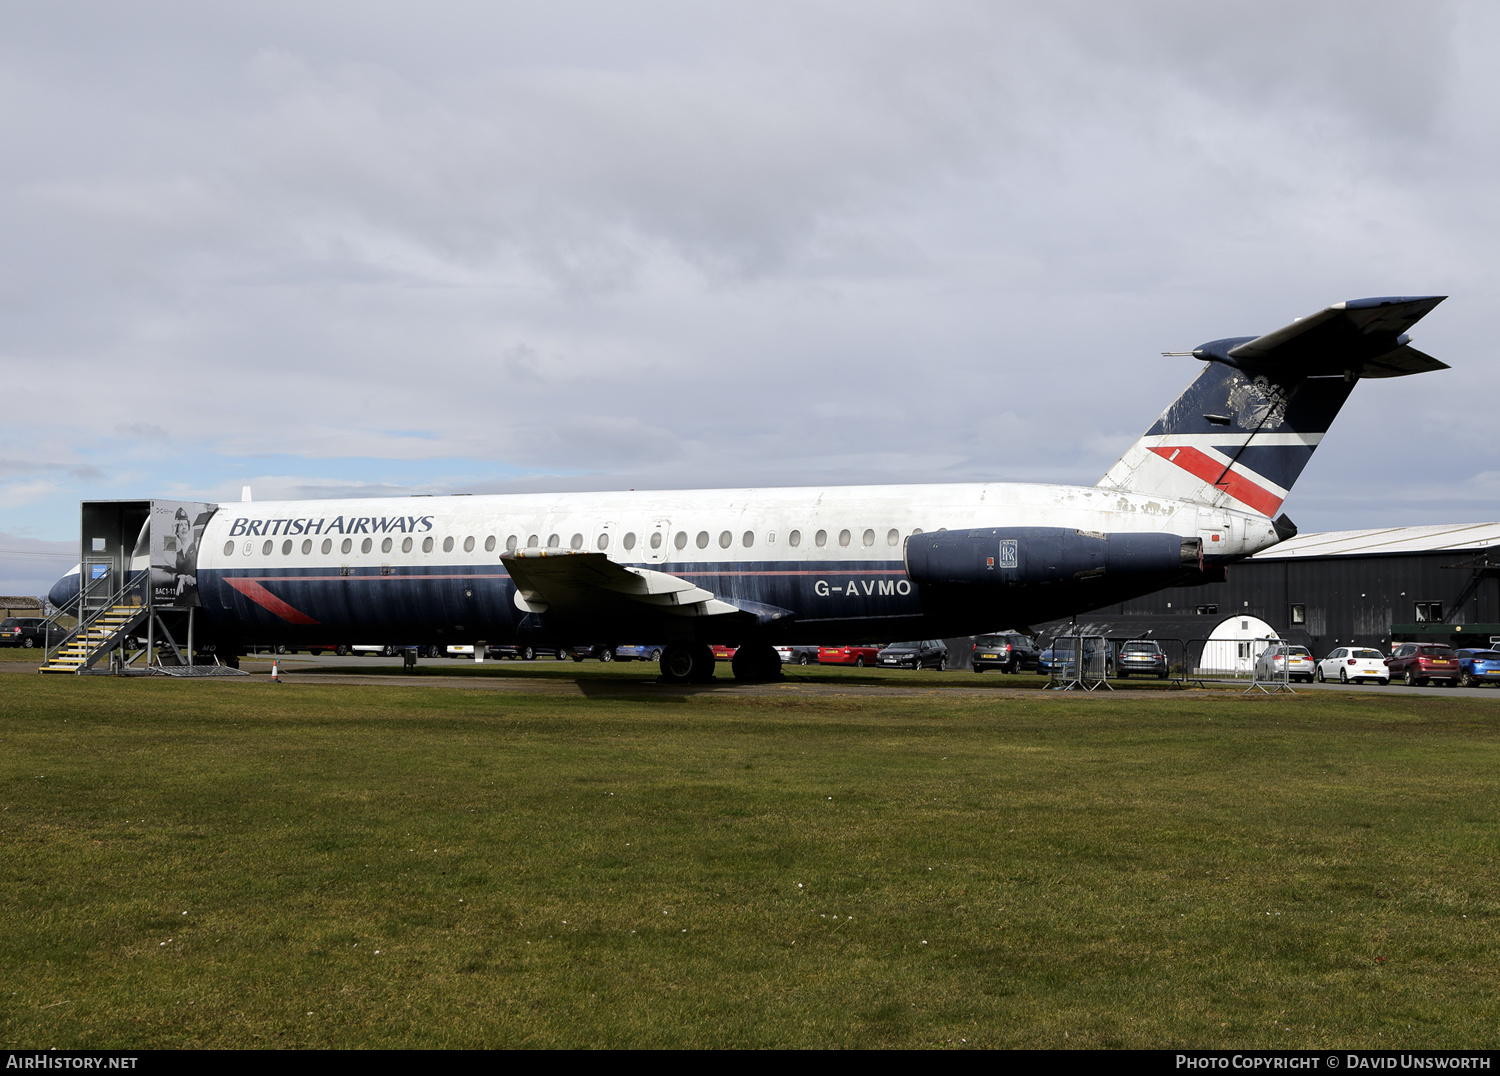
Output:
[{"xmin": 2, "ymin": 1, "xmax": 1496, "ymax": 594}]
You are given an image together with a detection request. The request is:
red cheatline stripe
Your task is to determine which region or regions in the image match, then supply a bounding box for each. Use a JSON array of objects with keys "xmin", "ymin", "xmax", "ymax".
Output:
[
  {"xmin": 224, "ymin": 577, "xmax": 320, "ymax": 625},
  {"xmin": 1148, "ymin": 445, "xmax": 1284, "ymax": 517}
]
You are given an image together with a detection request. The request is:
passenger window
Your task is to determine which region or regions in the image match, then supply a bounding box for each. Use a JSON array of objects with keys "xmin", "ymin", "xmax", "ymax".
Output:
[
  {"xmin": 443, "ymin": 537, "xmax": 455, "ymax": 553},
  {"xmin": 887, "ymin": 528, "xmax": 900, "ymax": 546},
  {"xmin": 815, "ymin": 530, "xmax": 827, "ymax": 547},
  {"xmin": 381, "ymin": 537, "xmax": 393, "ymax": 553},
  {"xmin": 527, "ymin": 535, "xmax": 539, "ymax": 548},
  {"xmin": 282, "ymin": 539, "xmax": 292, "ymax": 555},
  {"xmin": 301, "ymin": 539, "xmax": 313, "ymax": 555},
  {"xmin": 912, "ymin": 528, "xmax": 923, "ymax": 536},
  {"xmin": 484, "ymin": 536, "xmax": 496, "ymax": 552},
  {"xmin": 674, "ymin": 531, "xmax": 688, "ymax": 550},
  {"xmin": 862, "ymin": 529, "xmax": 875, "ymax": 547},
  {"xmin": 341, "ymin": 538, "xmax": 353, "ymax": 555},
  {"xmin": 696, "ymin": 531, "xmax": 710, "ymax": 549},
  {"xmin": 547, "ymin": 534, "xmax": 560, "ymax": 548},
  {"xmin": 507, "ymin": 535, "xmax": 518, "ymax": 552},
  {"xmin": 361, "ymin": 538, "xmax": 373, "ymax": 554},
  {"xmin": 623, "ymin": 532, "xmax": 637, "ymax": 550},
  {"xmin": 323, "ymin": 539, "xmax": 334, "ymax": 555},
  {"xmin": 650, "ymin": 532, "xmax": 663, "ymax": 549},
  {"xmin": 838, "ymin": 529, "xmax": 851, "ymax": 548},
  {"xmin": 464, "ymin": 536, "xmax": 475, "ymax": 553},
  {"xmin": 422, "ymin": 537, "xmax": 433, "ymax": 553},
  {"xmin": 402, "ymin": 537, "xmax": 413, "ymax": 553},
  {"xmin": 262, "ymin": 540, "xmax": 273, "ymax": 555},
  {"xmin": 223, "ymin": 541, "xmax": 234, "ymax": 557},
  {"xmin": 789, "ymin": 530, "xmax": 801, "ymax": 547},
  {"xmin": 743, "ymin": 531, "xmax": 754, "ymax": 548},
  {"xmin": 596, "ymin": 533, "xmax": 609, "ymax": 551},
  {"xmin": 719, "ymin": 531, "xmax": 732, "ymax": 548},
  {"xmin": 571, "ymin": 533, "xmax": 584, "ymax": 550}
]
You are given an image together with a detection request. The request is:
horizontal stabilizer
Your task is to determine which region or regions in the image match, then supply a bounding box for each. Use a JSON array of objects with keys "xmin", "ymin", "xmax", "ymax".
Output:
[{"xmin": 1194, "ymin": 296, "xmax": 1448, "ymax": 379}]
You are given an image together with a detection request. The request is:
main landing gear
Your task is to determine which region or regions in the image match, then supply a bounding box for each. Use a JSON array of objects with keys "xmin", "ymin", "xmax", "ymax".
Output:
[
  {"xmin": 660, "ymin": 643, "xmax": 716, "ymax": 684},
  {"xmin": 658, "ymin": 642, "xmax": 783, "ymax": 684}
]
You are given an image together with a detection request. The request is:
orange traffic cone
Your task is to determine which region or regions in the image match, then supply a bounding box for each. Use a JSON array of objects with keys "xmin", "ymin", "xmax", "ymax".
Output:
[{"xmin": 271, "ymin": 659, "xmax": 280, "ymax": 682}]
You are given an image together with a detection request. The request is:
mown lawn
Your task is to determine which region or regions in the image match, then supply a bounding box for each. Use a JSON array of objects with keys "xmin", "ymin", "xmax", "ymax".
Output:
[{"xmin": 1, "ymin": 675, "xmax": 1497, "ymax": 1048}]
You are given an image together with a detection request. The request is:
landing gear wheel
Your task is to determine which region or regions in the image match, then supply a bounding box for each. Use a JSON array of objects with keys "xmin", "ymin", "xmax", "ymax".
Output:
[
  {"xmin": 731, "ymin": 643, "xmax": 783, "ymax": 683},
  {"xmin": 660, "ymin": 643, "xmax": 716, "ymax": 684}
]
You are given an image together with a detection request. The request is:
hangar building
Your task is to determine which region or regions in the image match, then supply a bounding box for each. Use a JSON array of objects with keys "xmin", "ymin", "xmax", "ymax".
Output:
[{"xmin": 1039, "ymin": 522, "xmax": 1500, "ymax": 656}]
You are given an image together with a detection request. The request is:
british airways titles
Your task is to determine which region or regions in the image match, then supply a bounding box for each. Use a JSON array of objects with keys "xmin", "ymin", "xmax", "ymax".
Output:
[{"xmin": 227, "ymin": 515, "xmax": 437, "ymax": 538}]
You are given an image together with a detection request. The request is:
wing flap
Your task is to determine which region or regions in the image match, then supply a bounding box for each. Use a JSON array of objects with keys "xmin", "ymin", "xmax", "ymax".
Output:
[{"xmin": 502, "ymin": 550, "xmax": 772, "ymax": 621}]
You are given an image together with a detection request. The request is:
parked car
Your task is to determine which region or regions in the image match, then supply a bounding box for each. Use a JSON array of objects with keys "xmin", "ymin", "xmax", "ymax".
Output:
[
  {"xmin": 614, "ymin": 644, "xmax": 664, "ymax": 663},
  {"xmin": 1315, "ymin": 647, "xmax": 1390, "ymax": 685},
  {"xmin": 567, "ymin": 644, "xmax": 615, "ymax": 662},
  {"xmin": 877, "ymin": 640, "xmax": 948, "ymax": 670},
  {"xmin": 1116, "ymin": 639, "xmax": 1169, "ymax": 679},
  {"xmin": 775, "ymin": 645, "xmax": 820, "ymax": 665},
  {"xmin": 0, "ymin": 617, "xmax": 48, "ymax": 649},
  {"xmin": 1453, "ymin": 649, "xmax": 1500, "ymax": 688},
  {"xmin": 351, "ymin": 644, "xmax": 406, "ymax": 657},
  {"xmin": 970, "ymin": 632, "xmax": 1040, "ymax": 674},
  {"xmin": 307, "ymin": 644, "xmax": 352, "ymax": 656},
  {"xmin": 484, "ymin": 644, "xmax": 568, "ymax": 661},
  {"xmin": 1387, "ymin": 643, "xmax": 1460, "ymax": 687},
  {"xmin": 1255, "ymin": 644, "xmax": 1316, "ymax": 683},
  {"xmin": 819, "ymin": 644, "xmax": 883, "ymax": 667},
  {"xmin": 710, "ymin": 645, "xmax": 738, "ymax": 661}
]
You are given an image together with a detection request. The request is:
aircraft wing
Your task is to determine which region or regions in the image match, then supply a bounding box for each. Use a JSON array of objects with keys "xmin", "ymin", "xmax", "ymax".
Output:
[
  {"xmin": 1220, "ymin": 295, "xmax": 1448, "ymax": 378},
  {"xmin": 501, "ymin": 549, "xmax": 793, "ymax": 625}
]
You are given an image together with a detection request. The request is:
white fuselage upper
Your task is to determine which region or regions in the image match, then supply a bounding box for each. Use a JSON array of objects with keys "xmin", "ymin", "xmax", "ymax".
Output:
[{"xmin": 198, "ymin": 481, "xmax": 1278, "ymax": 574}]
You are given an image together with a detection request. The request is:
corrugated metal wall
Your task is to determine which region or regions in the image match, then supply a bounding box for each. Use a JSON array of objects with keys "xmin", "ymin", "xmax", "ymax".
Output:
[{"xmin": 1110, "ymin": 547, "xmax": 1500, "ymax": 652}]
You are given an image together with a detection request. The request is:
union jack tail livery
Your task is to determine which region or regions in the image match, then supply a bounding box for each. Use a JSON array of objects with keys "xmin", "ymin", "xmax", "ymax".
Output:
[{"xmin": 1098, "ymin": 296, "xmax": 1448, "ymax": 523}]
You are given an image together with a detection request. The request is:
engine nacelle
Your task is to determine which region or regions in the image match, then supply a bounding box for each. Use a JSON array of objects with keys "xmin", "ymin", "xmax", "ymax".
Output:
[{"xmin": 904, "ymin": 527, "xmax": 1201, "ymax": 588}]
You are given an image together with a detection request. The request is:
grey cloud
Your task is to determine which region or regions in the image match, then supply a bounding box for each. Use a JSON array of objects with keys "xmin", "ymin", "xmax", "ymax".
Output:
[{"xmin": 0, "ymin": 1, "xmax": 1492, "ymax": 542}]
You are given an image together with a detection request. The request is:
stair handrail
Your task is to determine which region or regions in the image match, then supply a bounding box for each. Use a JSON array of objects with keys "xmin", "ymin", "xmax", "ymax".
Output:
[{"xmin": 41, "ymin": 568, "xmax": 149, "ymax": 666}]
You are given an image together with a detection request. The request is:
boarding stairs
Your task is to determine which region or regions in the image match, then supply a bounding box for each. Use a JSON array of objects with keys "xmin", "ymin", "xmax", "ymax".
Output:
[{"xmin": 38, "ymin": 601, "xmax": 150, "ymax": 674}]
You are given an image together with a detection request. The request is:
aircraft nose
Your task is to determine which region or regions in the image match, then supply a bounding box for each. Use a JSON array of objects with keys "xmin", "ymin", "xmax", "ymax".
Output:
[{"xmin": 48, "ymin": 568, "xmax": 80, "ymax": 609}]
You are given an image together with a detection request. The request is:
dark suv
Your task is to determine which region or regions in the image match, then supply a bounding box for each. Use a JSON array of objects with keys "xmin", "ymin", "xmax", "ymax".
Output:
[
  {"xmin": 1387, "ymin": 643, "xmax": 1460, "ymax": 687},
  {"xmin": 971, "ymin": 632, "xmax": 1039, "ymax": 674},
  {"xmin": 1116, "ymin": 639, "xmax": 1169, "ymax": 679},
  {"xmin": 0, "ymin": 617, "xmax": 47, "ymax": 649}
]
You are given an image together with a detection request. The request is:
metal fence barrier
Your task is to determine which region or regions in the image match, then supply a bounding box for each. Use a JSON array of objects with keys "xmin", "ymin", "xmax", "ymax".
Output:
[
  {"xmin": 1046, "ymin": 631, "xmax": 1114, "ymax": 692},
  {"xmin": 1174, "ymin": 634, "xmax": 1294, "ymax": 693}
]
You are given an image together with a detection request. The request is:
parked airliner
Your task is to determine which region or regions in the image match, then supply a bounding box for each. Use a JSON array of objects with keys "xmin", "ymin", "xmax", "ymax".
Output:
[{"xmin": 50, "ymin": 296, "xmax": 1448, "ymax": 682}]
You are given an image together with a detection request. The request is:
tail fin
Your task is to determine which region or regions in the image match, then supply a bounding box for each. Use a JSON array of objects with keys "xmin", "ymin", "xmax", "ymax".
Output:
[{"xmin": 1098, "ymin": 296, "xmax": 1448, "ymax": 516}]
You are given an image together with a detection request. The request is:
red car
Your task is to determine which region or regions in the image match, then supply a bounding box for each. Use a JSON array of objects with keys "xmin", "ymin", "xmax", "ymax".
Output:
[
  {"xmin": 1387, "ymin": 643, "xmax": 1460, "ymax": 686},
  {"xmin": 710, "ymin": 645, "xmax": 738, "ymax": 661},
  {"xmin": 818, "ymin": 644, "xmax": 883, "ymax": 667}
]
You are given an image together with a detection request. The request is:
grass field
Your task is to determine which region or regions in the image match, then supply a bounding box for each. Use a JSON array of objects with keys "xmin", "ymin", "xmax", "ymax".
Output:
[{"xmin": 2, "ymin": 672, "xmax": 1497, "ymax": 1049}]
